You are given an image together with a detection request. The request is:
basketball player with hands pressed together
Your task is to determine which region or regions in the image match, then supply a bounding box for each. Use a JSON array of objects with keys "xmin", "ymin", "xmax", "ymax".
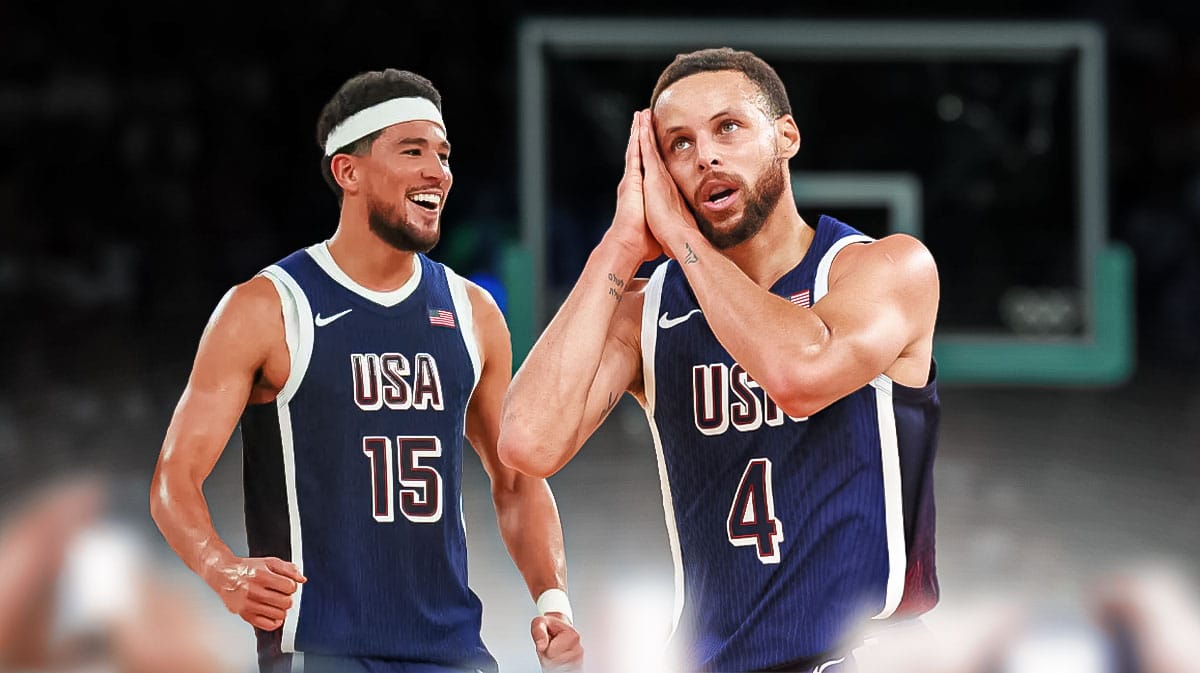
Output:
[{"xmin": 500, "ymin": 49, "xmax": 940, "ymax": 672}]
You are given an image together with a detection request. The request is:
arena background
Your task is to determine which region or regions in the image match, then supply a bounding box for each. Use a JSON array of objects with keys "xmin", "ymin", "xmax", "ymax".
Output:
[{"xmin": 1, "ymin": 1, "xmax": 1197, "ymax": 671}]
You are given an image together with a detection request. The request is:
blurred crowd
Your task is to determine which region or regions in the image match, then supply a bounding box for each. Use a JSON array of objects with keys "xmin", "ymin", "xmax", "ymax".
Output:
[
  {"xmin": 0, "ymin": 476, "xmax": 253, "ymax": 672},
  {"xmin": 3, "ymin": 475, "xmax": 1199, "ymax": 672}
]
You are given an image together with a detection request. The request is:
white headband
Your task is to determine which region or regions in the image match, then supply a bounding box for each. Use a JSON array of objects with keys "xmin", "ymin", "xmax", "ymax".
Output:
[{"xmin": 323, "ymin": 96, "xmax": 445, "ymax": 156}]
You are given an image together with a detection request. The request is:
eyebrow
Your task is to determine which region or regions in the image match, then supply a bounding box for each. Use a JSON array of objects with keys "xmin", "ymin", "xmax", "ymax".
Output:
[
  {"xmin": 397, "ymin": 136, "xmax": 452, "ymax": 153},
  {"xmin": 661, "ymin": 109, "xmax": 739, "ymax": 137}
]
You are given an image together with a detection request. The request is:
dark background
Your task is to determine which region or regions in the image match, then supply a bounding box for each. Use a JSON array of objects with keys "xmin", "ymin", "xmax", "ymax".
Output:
[{"xmin": 1, "ymin": 2, "xmax": 1198, "ymax": 670}]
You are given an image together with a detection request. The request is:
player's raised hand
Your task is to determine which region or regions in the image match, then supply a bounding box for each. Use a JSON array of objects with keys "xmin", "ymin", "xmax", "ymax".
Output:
[
  {"xmin": 637, "ymin": 107, "xmax": 699, "ymax": 257},
  {"xmin": 608, "ymin": 110, "xmax": 663, "ymax": 262},
  {"xmin": 206, "ymin": 556, "xmax": 306, "ymax": 631},
  {"xmin": 532, "ymin": 613, "xmax": 584, "ymax": 672}
]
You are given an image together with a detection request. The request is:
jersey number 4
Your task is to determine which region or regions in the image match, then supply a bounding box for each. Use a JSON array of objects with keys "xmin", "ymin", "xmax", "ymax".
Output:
[
  {"xmin": 362, "ymin": 436, "xmax": 443, "ymax": 523},
  {"xmin": 727, "ymin": 458, "xmax": 784, "ymax": 564}
]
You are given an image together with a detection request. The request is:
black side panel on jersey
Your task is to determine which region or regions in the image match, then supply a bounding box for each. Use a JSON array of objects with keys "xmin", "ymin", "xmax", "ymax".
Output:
[{"xmin": 241, "ymin": 402, "xmax": 290, "ymax": 561}]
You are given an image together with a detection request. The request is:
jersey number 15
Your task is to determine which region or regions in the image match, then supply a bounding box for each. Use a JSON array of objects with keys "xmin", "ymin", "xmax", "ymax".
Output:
[{"xmin": 362, "ymin": 436, "xmax": 443, "ymax": 523}]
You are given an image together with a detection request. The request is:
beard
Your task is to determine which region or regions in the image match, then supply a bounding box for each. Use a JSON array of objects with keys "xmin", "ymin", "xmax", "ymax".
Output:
[
  {"xmin": 690, "ymin": 158, "xmax": 787, "ymax": 250},
  {"xmin": 367, "ymin": 197, "xmax": 439, "ymax": 253}
]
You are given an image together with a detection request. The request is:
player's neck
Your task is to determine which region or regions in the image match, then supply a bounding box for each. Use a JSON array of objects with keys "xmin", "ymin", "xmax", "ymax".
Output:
[
  {"xmin": 326, "ymin": 217, "xmax": 419, "ymax": 292},
  {"xmin": 722, "ymin": 197, "xmax": 813, "ymax": 289}
]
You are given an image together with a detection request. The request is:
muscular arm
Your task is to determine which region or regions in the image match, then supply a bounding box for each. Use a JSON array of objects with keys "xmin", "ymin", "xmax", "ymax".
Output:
[
  {"xmin": 149, "ymin": 277, "xmax": 303, "ymax": 630},
  {"xmin": 466, "ymin": 284, "xmax": 584, "ymax": 668},
  {"xmin": 497, "ymin": 242, "xmax": 646, "ymax": 477},
  {"xmin": 670, "ymin": 231, "xmax": 935, "ymax": 415},
  {"xmin": 498, "ymin": 111, "xmax": 660, "ymax": 478},
  {"xmin": 638, "ymin": 113, "xmax": 939, "ymax": 417},
  {"xmin": 465, "ymin": 285, "xmax": 568, "ymax": 599}
]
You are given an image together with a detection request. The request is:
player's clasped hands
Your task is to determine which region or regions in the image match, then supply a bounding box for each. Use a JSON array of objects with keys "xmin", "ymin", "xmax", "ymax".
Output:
[
  {"xmin": 609, "ymin": 110, "xmax": 663, "ymax": 263},
  {"xmin": 609, "ymin": 108, "xmax": 699, "ymax": 264},
  {"xmin": 532, "ymin": 613, "xmax": 584, "ymax": 672},
  {"xmin": 636, "ymin": 107, "xmax": 699, "ymax": 251},
  {"xmin": 208, "ymin": 556, "xmax": 307, "ymax": 631}
]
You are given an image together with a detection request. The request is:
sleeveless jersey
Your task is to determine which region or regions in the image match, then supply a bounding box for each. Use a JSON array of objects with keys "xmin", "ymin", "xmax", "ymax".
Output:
[
  {"xmin": 640, "ymin": 216, "xmax": 940, "ymax": 672},
  {"xmin": 239, "ymin": 243, "xmax": 496, "ymax": 672}
]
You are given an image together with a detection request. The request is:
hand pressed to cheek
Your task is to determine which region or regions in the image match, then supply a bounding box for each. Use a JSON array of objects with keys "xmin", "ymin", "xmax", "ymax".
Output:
[
  {"xmin": 607, "ymin": 110, "xmax": 664, "ymax": 263},
  {"xmin": 639, "ymin": 110, "xmax": 699, "ymax": 258}
]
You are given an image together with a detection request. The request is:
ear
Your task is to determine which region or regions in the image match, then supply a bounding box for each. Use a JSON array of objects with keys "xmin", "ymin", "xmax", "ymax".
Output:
[
  {"xmin": 775, "ymin": 114, "xmax": 801, "ymax": 160},
  {"xmin": 330, "ymin": 153, "xmax": 361, "ymax": 195}
]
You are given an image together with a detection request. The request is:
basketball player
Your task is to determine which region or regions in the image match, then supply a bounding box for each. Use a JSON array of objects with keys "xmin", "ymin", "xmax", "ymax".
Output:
[
  {"xmin": 499, "ymin": 48, "xmax": 940, "ymax": 672},
  {"xmin": 150, "ymin": 69, "xmax": 582, "ymax": 673}
]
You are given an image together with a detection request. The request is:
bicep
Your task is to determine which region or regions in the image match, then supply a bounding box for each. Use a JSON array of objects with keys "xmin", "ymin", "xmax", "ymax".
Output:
[
  {"xmin": 159, "ymin": 381, "xmax": 253, "ymax": 484},
  {"xmin": 156, "ymin": 282, "xmax": 281, "ymax": 485},
  {"xmin": 809, "ymin": 284, "xmax": 910, "ymax": 388},
  {"xmin": 806, "ymin": 238, "xmax": 937, "ymax": 397}
]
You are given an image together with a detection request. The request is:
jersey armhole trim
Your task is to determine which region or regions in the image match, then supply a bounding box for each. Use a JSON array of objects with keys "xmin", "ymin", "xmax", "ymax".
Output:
[
  {"xmin": 637, "ymin": 261, "xmax": 685, "ymax": 636},
  {"xmin": 870, "ymin": 376, "xmax": 906, "ymax": 619},
  {"xmin": 255, "ymin": 266, "xmax": 308, "ymax": 652},
  {"xmin": 813, "ymin": 234, "xmax": 874, "ymax": 302},
  {"xmin": 640, "ymin": 262, "xmax": 669, "ymax": 416},
  {"xmin": 259, "ymin": 266, "xmax": 314, "ymax": 407},
  {"xmin": 443, "ymin": 266, "xmax": 483, "ymax": 389}
]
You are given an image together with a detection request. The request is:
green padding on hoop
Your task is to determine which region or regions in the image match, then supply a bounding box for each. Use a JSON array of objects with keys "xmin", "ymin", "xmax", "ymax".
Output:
[
  {"xmin": 501, "ymin": 242, "xmax": 536, "ymax": 371},
  {"xmin": 934, "ymin": 244, "xmax": 1135, "ymax": 385}
]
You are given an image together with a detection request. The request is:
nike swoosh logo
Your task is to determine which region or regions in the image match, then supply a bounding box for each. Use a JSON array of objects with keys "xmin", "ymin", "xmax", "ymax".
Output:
[
  {"xmin": 314, "ymin": 308, "xmax": 353, "ymax": 327},
  {"xmin": 659, "ymin": 309, "xmax": 702, "ymax": 329}
]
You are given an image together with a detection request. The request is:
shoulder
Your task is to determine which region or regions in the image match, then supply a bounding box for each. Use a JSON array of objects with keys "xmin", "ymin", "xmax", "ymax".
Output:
[
  {"xmin": 432, "ymin": 261, "xmax": 506, "ymax": 333},
  {"xmin": 455, "ymin": 278, "xmax": 511, "ymax": 373},
  {"xmin": 209, "ymin": 275, "xmax": 283, "ymax": 331},
  {"xmin": 832, "ymin": 233, "xmax": 938, "ymax": 288},
  {"xmin": 194, "ymin": 274, "xmax": 285, "ymax": 368},
  {"xmin": 459, "ymin": 278, "xmax": 507, "ymax": 331}
]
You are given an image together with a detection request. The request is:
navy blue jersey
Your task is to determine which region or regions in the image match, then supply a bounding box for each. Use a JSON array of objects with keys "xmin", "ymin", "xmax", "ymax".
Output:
[
  {"xmin": 239, "ymin": 243, "xmax": 496, "ymax": 672},
  {"xmin": 640, "ymin": 216, "xmax": 939, "ymax": 672}
]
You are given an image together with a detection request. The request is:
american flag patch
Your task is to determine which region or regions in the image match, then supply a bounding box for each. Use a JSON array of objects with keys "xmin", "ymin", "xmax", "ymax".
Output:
[
  {"xmin": 789, "ymin": 290, "xmax": 811, "ymax": 308},
  {"xmin": 428, "ymin": 309, "xmax": 456, "ymax": 328}
]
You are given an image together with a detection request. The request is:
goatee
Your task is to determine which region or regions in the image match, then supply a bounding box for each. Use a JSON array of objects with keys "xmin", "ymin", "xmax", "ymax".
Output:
[
  {"xmin": 691, "ymin": 159, "xmax": 787, "ymax": 250},
  {"xmin": 368, "ymin": 202, "xmax": 439, "ymax": 253}
]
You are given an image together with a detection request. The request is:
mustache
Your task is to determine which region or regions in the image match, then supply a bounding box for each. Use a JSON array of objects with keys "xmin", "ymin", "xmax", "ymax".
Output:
[{"xmin": 692, "ymin": 171, "xmax": 746, "ymax": 205}]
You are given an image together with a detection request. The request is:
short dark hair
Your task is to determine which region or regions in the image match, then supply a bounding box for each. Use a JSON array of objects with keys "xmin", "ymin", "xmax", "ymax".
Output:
[
  {"xmin": 650, "ymin": 47, "xmax": 791, "ymax": 119},
  {"xmin": 315, "ymin": 69, "xmax": 442, "ymax": 199}
]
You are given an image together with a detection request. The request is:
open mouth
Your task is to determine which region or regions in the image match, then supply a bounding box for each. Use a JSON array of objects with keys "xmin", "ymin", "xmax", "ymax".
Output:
[
  {"xmin": 706, "ymin": 188, "xmax": 737, "ymax": 207},
  {"xmin": 698, "ymin": 179, "xmax": 740, "ymax": 211},
  {"xmin": 408, "ymin": 192, "xmax": 442, "ymax": 211}
]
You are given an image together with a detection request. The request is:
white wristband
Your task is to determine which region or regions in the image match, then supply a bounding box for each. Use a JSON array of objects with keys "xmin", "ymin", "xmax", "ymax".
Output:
[{"xmin": 536, "ymin": 588, "xmax": 574, "ymax": 625}]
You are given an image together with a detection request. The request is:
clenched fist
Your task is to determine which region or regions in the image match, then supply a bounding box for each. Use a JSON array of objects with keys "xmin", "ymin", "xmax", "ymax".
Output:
[
  {"xmin": 532, "ymin": 613, "xmax": 584, "ymax": 672},
  {"xmin": 206, "ymin": 556, "xmax": 306, "ymax": 631}
]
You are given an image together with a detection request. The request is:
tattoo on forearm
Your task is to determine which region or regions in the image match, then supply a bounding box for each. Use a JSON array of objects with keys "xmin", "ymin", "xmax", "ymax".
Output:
[
  {"xmin": 607, "ymin": 272, "xmax": 626, "ymax": 303},
  {"xmin": 684, "ymin": 242, "xmax": 699, "ymax": 265}
]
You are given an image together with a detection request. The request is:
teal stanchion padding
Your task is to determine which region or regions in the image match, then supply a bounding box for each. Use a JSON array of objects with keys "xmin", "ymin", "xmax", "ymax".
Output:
[
  {"xmin": 500, "ymin": 242, "xmax": 536, "ymax": 371},
  {"xmin": 934, "ymin": 243, "xmax": 1135, "ymax": 385}
]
